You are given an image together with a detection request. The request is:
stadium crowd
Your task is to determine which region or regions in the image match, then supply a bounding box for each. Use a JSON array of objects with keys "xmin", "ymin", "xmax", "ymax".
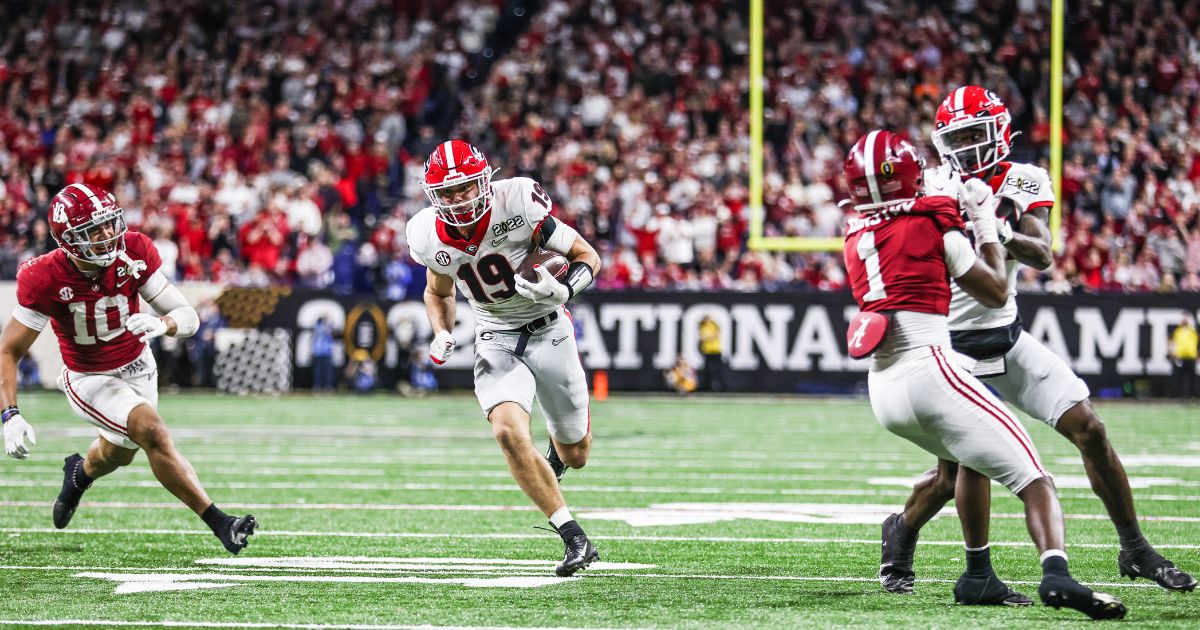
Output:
[{"xmin": 2, "ymin": 0, "xmax": 1200, "ymax": 295}]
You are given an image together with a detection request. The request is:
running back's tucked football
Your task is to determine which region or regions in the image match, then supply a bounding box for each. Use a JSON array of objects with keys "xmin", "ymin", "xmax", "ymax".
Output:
[{"xmin": 517, "ymin": 248, "xmax": 568, "ymax": 282}]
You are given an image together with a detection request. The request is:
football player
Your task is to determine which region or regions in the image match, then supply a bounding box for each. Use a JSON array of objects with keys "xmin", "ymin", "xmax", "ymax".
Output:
[
  {"xmin": 879, "ymin": 86, "xmax": 1196, "ymax": 595},
  {"xmin": 0, "ymin": 183, "xmax": 257, "ymax": 554},
  {"xmin": 844, "ymin": 130, "xmax": 1125, "ymax": 619},
  {"xmin": 406, "ymin": 140, "xmax": 601, "ymax": 576}
]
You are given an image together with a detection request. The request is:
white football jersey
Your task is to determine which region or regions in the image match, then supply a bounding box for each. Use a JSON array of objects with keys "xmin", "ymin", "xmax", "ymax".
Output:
[
  {"xmin": 407, "ymin": 177, "xmax": 558, "ymax": 329},
  {"xmin": 925, "ymin": 161, "xmax": 1054, "ymax": 331}
]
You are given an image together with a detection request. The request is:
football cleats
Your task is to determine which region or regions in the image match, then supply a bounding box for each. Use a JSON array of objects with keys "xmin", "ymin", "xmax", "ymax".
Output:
[
  {"xmin": 933, "ymin": 86, "xmax": 1014, "ymax": 175},
  {"xmin": 48, "ymin": 183, "xmax": 127, "ymax": 267},
  {"xmin": 422, "ymin": 140, "xmax": 494, "ymax": 226},
  {"xmin": 1118, "ymin": 546, "xmax": 1198, "ymax": 592},
  {"xmin": 843, "ymin": 131, "xmax": 925, "ymax": 212}
]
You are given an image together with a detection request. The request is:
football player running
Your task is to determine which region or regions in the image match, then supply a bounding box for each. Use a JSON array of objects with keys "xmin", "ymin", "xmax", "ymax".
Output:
[
  {"xmin": 0, "ymin": 183, "xmax": 257, "ymax": 554},
  {"xmin": 879, "ymin": 86, "xmax": 1196, "ymax": 596},
  {"xmin": 843, "ymin": 130, "xmax": 1125, "ymax": 619},
  {"xmin": 406, "ymin": 140, "xmax": 601, "ymax": 576}
]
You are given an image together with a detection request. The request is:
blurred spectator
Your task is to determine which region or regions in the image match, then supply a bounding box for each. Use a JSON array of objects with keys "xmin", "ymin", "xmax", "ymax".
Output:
[
  {"xmin": 345, "ymin": 349, "xmax": 378, "ymax": 393},
  {"xmin": 312, "ymin": 317, "xmax": 337, "ymax": 393},
  {"xmin": 1170, "ymin": 314, "xmax": 1198, "ymax": 398}
]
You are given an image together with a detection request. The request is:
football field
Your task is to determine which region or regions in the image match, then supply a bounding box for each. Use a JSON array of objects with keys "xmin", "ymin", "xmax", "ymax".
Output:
[{"xmin": 1, "ymin": 392, "xmax": 1198, "ymax": 628}]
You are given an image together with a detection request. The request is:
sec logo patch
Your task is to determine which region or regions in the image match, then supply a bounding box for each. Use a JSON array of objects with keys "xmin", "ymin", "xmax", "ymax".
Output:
[{"xmin": 435, "ymin": 251, "xmax": 451, "ymax": 266}]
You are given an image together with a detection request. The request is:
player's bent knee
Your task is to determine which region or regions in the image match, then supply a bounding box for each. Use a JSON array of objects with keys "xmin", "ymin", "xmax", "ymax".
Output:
[
  {"xmin": 1061, "ymin": 405, "xmax": 1109, "ymax": 454},
  {"xmin": 126, "ymin": 405, "xmax": 172, "ymax": 453},
  {"xmin": 488, "ymin": 404, "xmax": 531, "ymax": 450}
]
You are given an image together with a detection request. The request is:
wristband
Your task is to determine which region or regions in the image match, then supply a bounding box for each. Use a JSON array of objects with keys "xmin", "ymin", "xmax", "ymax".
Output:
[
  {"xmin": 1, "ymin": 406, "xmax": 18, "ymax": 424},
  {"xmin": 564, "ymin": 262, "xmax": 594, "ymax": 300}
]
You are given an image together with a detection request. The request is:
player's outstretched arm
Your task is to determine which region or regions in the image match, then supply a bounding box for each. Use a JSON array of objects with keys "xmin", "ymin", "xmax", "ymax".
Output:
[
  {"xmin": 1000, "ymin": 202, "xmax": 1053, "ymax": 270},
  {"xmin": 0, "ymin": 318, "xmax": 41, "ymax": 458},
  {"xmin": 424, "ymin": 269, "xmax": 457, "ymax": 365}
]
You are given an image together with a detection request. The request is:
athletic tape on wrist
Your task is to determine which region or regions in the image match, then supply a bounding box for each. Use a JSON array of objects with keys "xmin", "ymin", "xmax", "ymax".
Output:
[
  {"xmin": 565, "ymin": 262, "xmax": 594, "ymax": 299},
  {"xmin": 1, "ymin": 406, "xmax": 18, "ymax": 424}
]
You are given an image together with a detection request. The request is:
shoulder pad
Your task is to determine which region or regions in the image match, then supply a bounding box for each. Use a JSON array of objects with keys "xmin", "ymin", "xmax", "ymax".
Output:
[{"xmin": 911, "ymin": 196, "xmax": 965, "ymax": 232}]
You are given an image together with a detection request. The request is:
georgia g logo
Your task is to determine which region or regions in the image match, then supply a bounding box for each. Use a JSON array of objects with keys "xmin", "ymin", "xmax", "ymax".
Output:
[{"xmin": 435, "ymin": 251, "xmax": 451, "ymax": 266}]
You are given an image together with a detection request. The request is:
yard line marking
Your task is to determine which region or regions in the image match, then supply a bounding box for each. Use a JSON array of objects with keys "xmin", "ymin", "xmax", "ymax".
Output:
[
  {"xmin": 0, "ymin": 621, "xmax": 624, "ymax": 630},
  {"xmin": 3, "ymin": 477, "xmax": 1199, "ymax": 501},
  {"xmin": 0, "ymin": 479, "xmax": 911, "ymax": 498},
  {"xmin": 3, "ymin": 530, "xmax": 1199, "ymax": 550},
  {"xmin": 1, "ymin": 500, "xmax": 1199, "ymax": 523}
]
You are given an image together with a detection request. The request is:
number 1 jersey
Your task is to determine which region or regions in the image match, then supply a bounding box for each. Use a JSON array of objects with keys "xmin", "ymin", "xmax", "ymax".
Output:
[
  {"xmin": 407, "ymin": 177, "xmax": 558, "ymax": 329},
  {"xmin": 15, "ymin": 231, "xmax": 163, "ymax": 372}
]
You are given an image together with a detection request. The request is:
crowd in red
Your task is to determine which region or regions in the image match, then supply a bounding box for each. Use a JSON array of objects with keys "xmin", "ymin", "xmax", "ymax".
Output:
[{"xmin": 2, "ymin": 0, "xmax": 1198, "ymax": 295}]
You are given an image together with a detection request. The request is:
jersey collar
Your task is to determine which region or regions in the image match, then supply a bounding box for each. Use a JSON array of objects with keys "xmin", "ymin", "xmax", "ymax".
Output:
[
  {"xmin": 986, "ymin": 162, "xmax": 1013, "ymax": 194},
  {"xmin": 435, "ymin": 208, "xmax": 492, "ymax": 255}
]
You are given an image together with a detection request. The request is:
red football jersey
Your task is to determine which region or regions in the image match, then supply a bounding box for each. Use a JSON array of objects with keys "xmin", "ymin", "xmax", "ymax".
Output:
[
  {"xmin": 843, "ymin": 196, "xmax": 966, "ymax": 315},
  {"xmin": 17, "ymin": 231, "xmax": 163, "ymax": 372}
]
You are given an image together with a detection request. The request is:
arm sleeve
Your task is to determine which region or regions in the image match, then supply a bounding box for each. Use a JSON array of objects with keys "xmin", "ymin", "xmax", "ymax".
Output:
[
  {"xmin": 540, "ymin": 216, "xmax": 579, "ymax": 255},
  {"xmin": 10, "ymin": 305, "xmax": 50, "ymax": 332},
  {"xmin": 146, "ymin": 283, "xmax": 200, "ymax": 338},
  {"xmin": 137, "ymin": 270, "xmax": 171, "ymax": 301},
  {"xmin": 943, "ymin": 230, "xmax": 978, "ymax": 279}
]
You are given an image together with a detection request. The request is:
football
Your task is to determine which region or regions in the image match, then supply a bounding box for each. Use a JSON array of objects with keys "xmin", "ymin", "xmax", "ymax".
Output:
[{"xmin": 516, "ymin": 248, "xmax": 568, "ymax": 282}]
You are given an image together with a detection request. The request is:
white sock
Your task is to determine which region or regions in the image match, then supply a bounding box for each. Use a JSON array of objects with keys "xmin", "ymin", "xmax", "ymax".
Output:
[
  {"xmin": 1040, "ymin": 549, "xmax": 1068, "ymax": 563},
  {"xmin": 965, "ymin": 544, "xmax": 989, "ymax": 552},
  {"xmin": 549, "ymin": 506, "xmax": 573, "ymax": 528}
]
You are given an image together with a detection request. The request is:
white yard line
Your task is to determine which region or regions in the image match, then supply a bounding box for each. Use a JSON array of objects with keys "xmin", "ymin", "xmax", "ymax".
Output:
[
  {"xmin": 3, "ymin": 528, "xmax": 1199, "ymax": 550},
  {"xmin": 0, "ymin": 621, "xmax": 624, "ymax": 630},
  {"xmin": 2, "ymin": 500, "xmax": 1198, "ymax": 523},
  {"xmin": 0, "ymin": 566, "xmax": 1169, "ymax": 592}
]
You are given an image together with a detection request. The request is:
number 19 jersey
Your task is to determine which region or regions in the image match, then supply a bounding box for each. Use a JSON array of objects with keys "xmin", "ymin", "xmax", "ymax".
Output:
[{"xmin": 407, "ymin": 176, "xmax": 557, "ymax": 329}]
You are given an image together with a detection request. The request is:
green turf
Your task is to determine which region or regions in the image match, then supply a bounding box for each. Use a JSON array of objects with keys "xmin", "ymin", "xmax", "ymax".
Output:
[{"xmin": 0, "ymin": 392, "xmax": 1198, "ymax": 628}]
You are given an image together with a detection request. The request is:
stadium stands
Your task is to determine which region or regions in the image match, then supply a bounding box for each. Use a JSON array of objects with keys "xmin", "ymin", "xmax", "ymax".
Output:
[{"xmin": 2, "ymin": 0, "xmax": 1199, "ymax": 294}]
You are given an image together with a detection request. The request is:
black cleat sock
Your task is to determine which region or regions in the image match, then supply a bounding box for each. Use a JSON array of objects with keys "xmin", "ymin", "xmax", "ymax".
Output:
[
  {"xmin": 60, "ymin": 455, "xmax": 93, "ymax": 502},
  {"xmin": 1116, "ymin": 522, "xmax": 1149, "ymax": 552},
  {"xmin": 201, "ymin": 503, "xmax": 232, "ymax": 534},
  {"xmin": 555, "ymin": 519, "xmax": 585, "ymax": 540},
  {"xmin": 965, "ymin": 546, "xmax": 993, "ymax": 577},
  {"xmin": 1042, "ymin": 554, "xmax": 1069, "ymax": 577}
]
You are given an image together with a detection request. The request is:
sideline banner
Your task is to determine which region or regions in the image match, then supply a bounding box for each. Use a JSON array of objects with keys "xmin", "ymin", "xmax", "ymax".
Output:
[{"xmin": 240, "ymin": 289, "xmax": 1200, "ymax": 395}]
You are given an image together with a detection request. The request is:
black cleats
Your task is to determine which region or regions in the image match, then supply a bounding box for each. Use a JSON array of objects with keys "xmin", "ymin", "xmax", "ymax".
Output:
[
  {"xmin": 216, "ymin": 514, "xmax": 258, "ymax": 555},
  {"xmin": 546, "ymin": 441, "xmax": 566, "ymax": 482},
  {"xmin": 551, "ymin": 522, "xmax": 598, "ymax": 577},
  {"xmin": 1039, "ymin": 574, "xmax": 1127, "ymax": 620},
  {"xmin": 954, "ymin": 572, "xmax": 1032, "ymax": 606},
  {"xmin": 880, "ymin": 513, "xmax": 916, "ymax": 594},
  {"xmin": 52, "ymin": 454, "xmax": 90, "ymax": 529},
  {"xmin": 1118, "ymin": 546, "xmax": 1197, "ymax": 592}
]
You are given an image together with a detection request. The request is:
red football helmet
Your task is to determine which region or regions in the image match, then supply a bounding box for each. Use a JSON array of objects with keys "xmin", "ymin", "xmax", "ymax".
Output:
[
  {"xmin": 422, "ymin": 140, "xmax": 494, "ymax": 226},
  {"xmin": 843, "ymin": 130, "xmax": 925, "ymax": 211},
  {"xmin": 932, "ymin": 85, "xmax": 1013, "ymax": 175},
  {"xmin": 47, "ymin": 183, "xmax": 127, "ymax": 266}
]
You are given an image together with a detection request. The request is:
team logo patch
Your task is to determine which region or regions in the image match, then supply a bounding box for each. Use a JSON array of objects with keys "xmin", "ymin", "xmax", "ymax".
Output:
[
  {"xmin": 435, "ymin": 251, "xmax": 451, "ymax": 266},
  {"xmin": 880, "ymin": 162, "xmax": 894, "ymax": 176},
  {"xmin": 52, "ymin": 201, "xmax": 68, "ymax": 223},
  {"xmin": 59, "ymin": 287, "xmax": 73, "ymax": 301},
  {"xmin": 466, "ymin": 245, "xmax": 478, "ymax": 254},
  {"xmin": 479, "ymin": 331, "xmax": 495, "ymax": 341}
]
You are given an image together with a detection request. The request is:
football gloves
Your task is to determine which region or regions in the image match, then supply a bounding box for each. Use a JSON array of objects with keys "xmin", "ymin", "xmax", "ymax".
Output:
[
  {"xmin": 514, "ymin": 266, "xmax": 570, "ymax": 306},
  {"xmin": 428, "ymin": 330, "xmax": 455, "ymax": 365},
  {"xmin": 4, "ymin": 412, "xmax": 36, "ymax": 460},
  {"xmin": 962, "ymin": 178, "xmax": 1000, "ymax": 246},
  {"xmin": 126, "ymin": 313, "xmax": 169, "ymax": 343}
]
